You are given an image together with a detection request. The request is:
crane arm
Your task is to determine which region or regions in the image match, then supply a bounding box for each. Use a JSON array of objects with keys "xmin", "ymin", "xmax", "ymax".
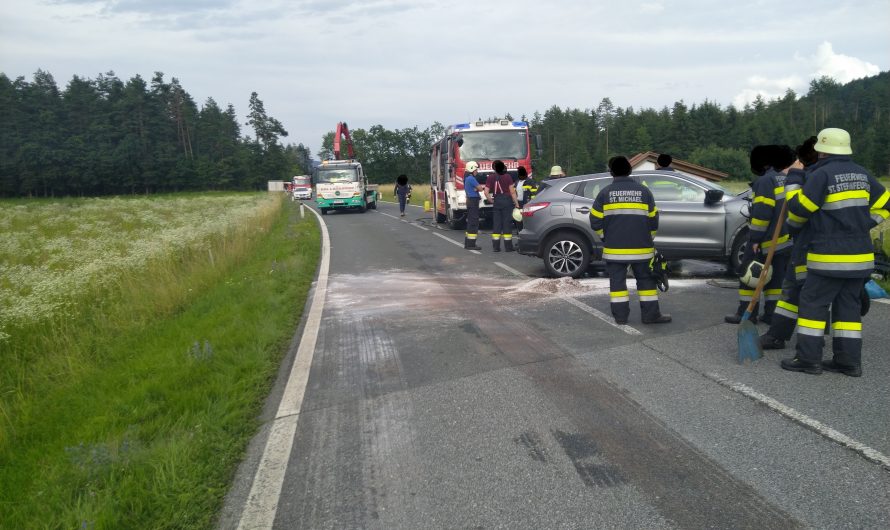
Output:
[{"xmin": 333, "ymin": 122, "xmax": 355, "ymax": 159}]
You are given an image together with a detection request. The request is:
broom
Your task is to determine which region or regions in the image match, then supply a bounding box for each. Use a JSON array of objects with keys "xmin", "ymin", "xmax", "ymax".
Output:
[{"xmin": 738, "ymin": 200, "xmax": 789, "ymax": 364}]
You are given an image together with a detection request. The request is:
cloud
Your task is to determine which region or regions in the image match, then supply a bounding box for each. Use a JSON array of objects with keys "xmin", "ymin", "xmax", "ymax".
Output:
[
  {"xmin": 810, "ymin": 41, "xmax": 880, "ymax": 83},
  {"xmin": 639, "ymin": 2, "xmax": 664, "ymax": 14},
  {"xmin": 731, "ymin": 41, "xmax": 881, "ymax": 108}
]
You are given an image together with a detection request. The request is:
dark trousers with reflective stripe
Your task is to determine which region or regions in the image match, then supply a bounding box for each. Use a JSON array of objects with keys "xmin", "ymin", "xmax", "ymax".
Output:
[
  {"xmin": 794, "ymin": 274, "xmax": 864, "ymax": 366},
  {"xmin": 734, "ymin": 252, "xmax": 788, "ymax": 318},
  {"xmin": 766, "ymin": 258, "xmax": 804, "ymax": 340},
  {"xmin": 465, "ymin": 197, "xmax": 480, "ymax": 240},
  {"xmin": 607, "ymin": 261, "xmax": 660, "ymax": 322}
]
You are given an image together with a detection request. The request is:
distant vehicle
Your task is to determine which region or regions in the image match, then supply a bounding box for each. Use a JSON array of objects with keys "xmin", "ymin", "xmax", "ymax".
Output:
[
  {"xmin": 291, "ymin": 175, "xmax": 312, "ymax": 200},
  {"xmin": 430, "ymin": 119, "xmax": 542, "ymax": 229},
  {"xmin": 518, "ymin": 170, "xmax": 751, "ymax": 278}
]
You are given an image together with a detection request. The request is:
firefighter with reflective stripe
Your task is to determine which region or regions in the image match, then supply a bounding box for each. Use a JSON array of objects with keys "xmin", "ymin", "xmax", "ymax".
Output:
[
  {"xmin": 760, "ymin": 136, "xmax": 818, "ymax": 349},
  {"xmin": 725, "ymin": 145, "xmax": 795, "ymax": 324},
  {"xmin": 590, "ymin": 156, "xmax": 671, "ymax": 325},
  {"xmin": 485, "ymin": 160, "xmax": 520, "ymax": 252},
  {"xmin": 780, "ymin": 128, "xmax": 890, "ymax": 376},
  {"xmin": 516, "ymin": 166, "xmax": 539, "ymax": 207},
  {"xmin": 463, "ymin": 161, "xmax": 484, "ymax": 250}
]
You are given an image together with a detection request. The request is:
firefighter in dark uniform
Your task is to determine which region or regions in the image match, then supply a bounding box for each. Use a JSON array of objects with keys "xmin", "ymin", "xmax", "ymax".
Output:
[
  {"xmin": 485, "ymin": 160, "xmax": 520, "ymax": 252},
  {"xmin": 590, "ymin": 156, "xmax": 671, "ymax": 325},
  {"xmin": 725, "ymin": 145, "xmax": 795, "ymax": 324},
  {"xmin": 517, "ymin": 166, "xmax": 539, "ymax": 207},
  {"xmin": 760, "ymin": 136, "xmax": 818, "ymax": 349},
  {"xmin": 463, "ymin": 161, "xmax": 484, "ymax": 250},
  {"xmin": 781, "ymin": 128, "xmax": 889, "ymax": 376}
]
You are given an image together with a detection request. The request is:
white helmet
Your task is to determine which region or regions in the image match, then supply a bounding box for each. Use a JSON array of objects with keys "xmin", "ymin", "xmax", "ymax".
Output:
[
  {"xmin": 814, "ymin": 128, "xmax": 852, "ymax": 155},
  {"xmin": 465, "ymin": 161, "xmax": 478, "ymax": 172},
  {"xmin": 740, "ymin": 260, "xmax": 772, "ymax": 288},
  {"xmin": 512, "ymin": 208, "xmax": 523, "ymax": 222}
]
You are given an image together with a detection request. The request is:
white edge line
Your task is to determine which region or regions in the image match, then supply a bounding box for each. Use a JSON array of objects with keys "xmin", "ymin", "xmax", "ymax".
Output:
[
  {"xmin": 707, "ymin": 372, "xmax": 890, "ymax": 470},
  {"xmin": 237, "ymin": 205, "xmax": 330, "ymax": 529},
  {"xmin": 493, "ymin": 262, "xmax": 642, "ymax": 336},
  {"xmin": 432, "ymin": 231, "xmax": 465, "ymax": 249},
  {"xmin": 376, "ymin": 210, "xmax": 430, "ymax": 230},
  {"xmin": 875, "ymin": 298, "xmax": 890, "ymax": 305}
]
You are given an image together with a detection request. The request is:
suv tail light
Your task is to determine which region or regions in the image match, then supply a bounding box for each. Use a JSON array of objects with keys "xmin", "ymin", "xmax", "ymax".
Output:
[{"xmin": 522, "ymin": 202, "xmax": 550, "ymax": 217}]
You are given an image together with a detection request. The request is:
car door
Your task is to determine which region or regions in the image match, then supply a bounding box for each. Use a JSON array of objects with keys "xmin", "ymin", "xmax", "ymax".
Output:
[
  {"xmin": 569, "ymin": 177, "xmax": 609, "ymax": 242},
  {"xmin": 636, "ymin": 173, "xmax": 726, "ymax": 258}
]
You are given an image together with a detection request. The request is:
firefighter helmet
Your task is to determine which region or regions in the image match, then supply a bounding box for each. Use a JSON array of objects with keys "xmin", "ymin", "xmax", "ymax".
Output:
[
  {"xmin": 465, "ymin": 161, "xmax": 478, "ymax": 172},
  {"xmin": 649, "ymin": 252, "xmax": 670, "ymax": 292},
  {"xmin": 512, "ymin": 208, "xmax": 522, "ymax": 222},
  {"xmin": 814, "ymin": 128, "xmax": 852, "ymax": 155},
  {"xmin": 739, "ymin": 259, "xmax": 773, "ymax": 288}
]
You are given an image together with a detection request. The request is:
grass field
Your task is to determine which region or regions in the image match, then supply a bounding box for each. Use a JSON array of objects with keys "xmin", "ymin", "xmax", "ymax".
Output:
[{"xmin": 0, "ymin": 193, "xmax": 320, "ymax": 528}]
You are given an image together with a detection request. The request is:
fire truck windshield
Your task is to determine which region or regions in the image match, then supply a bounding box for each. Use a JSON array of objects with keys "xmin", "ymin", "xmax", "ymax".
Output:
[
  {"xmin": 316, "ymin": 168, "xmax": 358, "ymax": 183},
  {"xmin": 459, "ymin": 130, "xmax": 528, "ymax": 161},
  {"xmin": 293, "ymin": 177, "xmax": 310, "ymax": 186}
]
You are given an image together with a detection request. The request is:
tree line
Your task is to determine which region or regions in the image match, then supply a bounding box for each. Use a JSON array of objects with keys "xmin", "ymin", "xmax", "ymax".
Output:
[
  {"xmin": 0, "ymin": 70, "xmax": 312, "ymax": 197},
  {"xmin": 2, "ymin": 69, "xmax": 888, "ymax": 197},
  {"xmin": 327, "ymin": 72, "xmax": 889, "ymax": 185}
]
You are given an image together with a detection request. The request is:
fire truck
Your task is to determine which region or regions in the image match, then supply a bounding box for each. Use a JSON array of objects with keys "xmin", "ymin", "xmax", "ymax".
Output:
[
  {"xmin": 289, "ymin": 175, "xmax": 312, "ymax": 200},
  {"xmin": 430, "ymin": 119, "xmax": 542, "ymax": 229},
  {"xmin": 315, "ymin": 122, "xmax": 378, "ymax": 214}
]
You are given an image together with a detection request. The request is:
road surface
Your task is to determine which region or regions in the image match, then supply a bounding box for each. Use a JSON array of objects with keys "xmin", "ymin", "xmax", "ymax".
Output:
[{"xmin": 219, "ymin": 199, "xmax": 890, "ymax": 529}]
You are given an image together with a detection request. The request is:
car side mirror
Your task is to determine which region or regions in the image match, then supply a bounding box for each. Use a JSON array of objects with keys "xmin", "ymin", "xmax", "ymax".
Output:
[
  {"xmin": 704, "ymin": 189, "xmax": 724, "ymax": 204},
  {"xmin": 455, "ymin": 133, "xmax": 464, "ymax": 147}
]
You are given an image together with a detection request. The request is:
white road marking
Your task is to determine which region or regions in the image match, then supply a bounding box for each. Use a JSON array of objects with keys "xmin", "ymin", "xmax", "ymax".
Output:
[
  {"xmin": 707, "ymin": 373, "xmax": 890, "ymax": 470},
  {"xmin": 494, "ymin": 262, "xmax": 643, "ymax": 336},
  {"xmin": 875, "ymin": 298, "xmax": 890, "ymax": 305},
  {"xmin": 433, "ymin": 231, "xmax": 480, "ymax": 254},
  {"xmin": 376, "ymin": 210, "xmax": 430, "ymax": 230},
  {"xmin": 237, "ymin": 205, "xmax": 330, "ymax": 529}
]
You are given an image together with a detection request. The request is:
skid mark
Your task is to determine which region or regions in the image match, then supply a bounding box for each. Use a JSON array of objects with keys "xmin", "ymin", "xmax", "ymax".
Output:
[
  {"xmin": 552, "ymin": 430, "xmax": 625, "ymax": 488},
  {"xmin": 514, "ymin": 431, "xmax": 548, "ymax": 463}
]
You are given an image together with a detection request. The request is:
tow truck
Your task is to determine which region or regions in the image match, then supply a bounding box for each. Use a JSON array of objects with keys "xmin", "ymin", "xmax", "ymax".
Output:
[{"xmin": 315, "ymin": 122, "xmax": 378, "ymax": 215}]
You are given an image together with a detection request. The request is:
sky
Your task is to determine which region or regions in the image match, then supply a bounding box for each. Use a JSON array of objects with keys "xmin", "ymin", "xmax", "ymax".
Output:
[{"xmin": 2, "ymin": 0, "xmax": 889, "ymax": 156}]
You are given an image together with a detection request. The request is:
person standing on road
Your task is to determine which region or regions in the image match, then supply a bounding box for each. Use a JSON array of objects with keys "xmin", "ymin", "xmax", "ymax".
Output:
[
  {"xmin": 725, "ymin": 145, "xmax": 795, "ymax": 324},
  {"xmin": 485, "ymin": 160, "xmax": 520, "ymax": 252},
  {"xmin": 463, "ymin": 161, "xmax": 485, "ymax": 250},
  {"xmin": 548, "ymin": 165, "xmax": 565, "ymax": 179},
  {"xmin": 760, "ymin": 136, "xmax": 819, "ymax": 350},
  {"xmin": 590, "ymin": 156, "xmax": 671, "ymax": 325},
  {"xmin": 394, "ymin": 174, "xmax": 412, "ymax": 217},
  {"xmin": 780, "ymin": 128, "xmax": 889, "ymax": 376}
]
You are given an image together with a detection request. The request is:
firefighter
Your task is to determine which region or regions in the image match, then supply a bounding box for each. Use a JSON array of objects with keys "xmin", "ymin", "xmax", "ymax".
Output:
[
  {"xmin": 590, "ymin": 156, "xmax": 671, "ymax": 325},
  {"xmin": 655, "ymin": 153, "xmax": 674, "ymax": 171},
  {"xmin": 725, "ymin": 144, "xmax": 795, "ymax": 324},
  {"xmin": 463, "ymin": 161, "xmax": 484, "ymax": 250},
  {"xmin": 759, "ymin": 136, "xmax": 818, "ymax": 349},
  {"xmin": 485, "ymin": 160, "xmax": 520, "ymax": 252},
  {"xmin": 781, "ymin": 128, "xmax": 889, "ymax": 376}
]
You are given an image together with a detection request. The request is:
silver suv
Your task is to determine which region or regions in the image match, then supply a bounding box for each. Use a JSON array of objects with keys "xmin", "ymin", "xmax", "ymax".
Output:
[{"xmin": 518, "ymin": 170, "xmax": 750, "ymax": 278}]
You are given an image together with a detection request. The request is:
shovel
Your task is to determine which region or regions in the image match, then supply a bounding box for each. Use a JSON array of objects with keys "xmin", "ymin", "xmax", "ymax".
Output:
[{"xmin": 738, "ymin": 200, "xmax": 789, "ymax": 364}]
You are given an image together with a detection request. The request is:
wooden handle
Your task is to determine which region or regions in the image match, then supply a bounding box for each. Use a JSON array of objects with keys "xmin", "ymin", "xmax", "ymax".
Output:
[{"xmin": 744, "ymin": 199, "xmax": 789, "ymax": 313}]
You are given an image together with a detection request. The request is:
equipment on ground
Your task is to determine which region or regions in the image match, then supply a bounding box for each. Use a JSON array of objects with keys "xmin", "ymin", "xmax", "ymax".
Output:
[
  {"xmin": 739, "ymin": 259, "xmax": 772, "ymax": 288},
  {"xmin": 738, "ymin": 201, "xmax": 788, "ymax": 364},
  {"xmin": 315, "ymin": 122, "xmax": 378, "ymax": 215},
  {"xmin": 429, "ymin": 119, "xmax": 543, "ymax": 229}
]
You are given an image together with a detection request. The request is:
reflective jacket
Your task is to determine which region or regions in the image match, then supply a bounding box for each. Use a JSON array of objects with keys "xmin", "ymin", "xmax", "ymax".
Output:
[
  {"xmin": 749, "ymin": 168, "xmax": 791, "ymax": 253},
  {"xmin": 786, "ymin": 155, "xmax": 890, "ymax": 278},
  {"xmin": 784, "ymin": 167, "xmax": 811, "ymax": 282},
  {"xmin": 519, "ymin": 177, "xmax": 539, "ymax": 205},
  {"xmin": 589, "ymin": 177, "xmax": 659, "ymax": 262}
]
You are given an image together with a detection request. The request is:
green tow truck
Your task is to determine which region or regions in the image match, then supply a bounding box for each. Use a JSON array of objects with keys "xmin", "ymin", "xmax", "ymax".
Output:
[{"xmin": 314, "ymin": 159, "xmax": 378, "ymax": 215}]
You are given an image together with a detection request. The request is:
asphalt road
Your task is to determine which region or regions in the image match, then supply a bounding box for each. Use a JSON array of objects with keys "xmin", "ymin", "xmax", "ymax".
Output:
[{"xmin": 219, "ymin": 199, "xmax": 890, "ymax": 529}]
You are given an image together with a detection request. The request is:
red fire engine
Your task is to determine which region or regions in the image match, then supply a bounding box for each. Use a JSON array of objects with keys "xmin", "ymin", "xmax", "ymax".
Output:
[{"xmin": 429, "ymin": 119, "xmax": 541, "ymax": 229}]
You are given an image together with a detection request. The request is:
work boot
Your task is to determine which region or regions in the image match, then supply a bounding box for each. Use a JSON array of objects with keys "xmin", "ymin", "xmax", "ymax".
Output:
[
  {"xmin": 642, "ymin": 314, "xmax": 672, "ymax": 324},
  {"xmin": 492, "ymin": 239, "xmax": 501, "ymax": 252},
  {"xmin": 780, "ymin": 357, "xmax": 823, "ymax": 375},
  {"xmin": 725, "ymin": 313, "xmax": 757, "ymax": 324},
  {"xmin": 464, "ymin": 237, "xmax": 481, "ymax": 251},
  {"xmin": 504, "ymin": 239, "xmax": 515, "ymax": 252},
  {"xmin": 759, "ymin": 333, "xmax": 785, "ymax": 350},
  {"xmin": 821, "ymin": 360, "xmax": 862, "ymax": 377}
]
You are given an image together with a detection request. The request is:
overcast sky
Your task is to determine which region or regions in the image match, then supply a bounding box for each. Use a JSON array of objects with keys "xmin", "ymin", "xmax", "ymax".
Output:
[{"xmin": 2, "ymin": 0, "xmax": 888, "ymax": 155}]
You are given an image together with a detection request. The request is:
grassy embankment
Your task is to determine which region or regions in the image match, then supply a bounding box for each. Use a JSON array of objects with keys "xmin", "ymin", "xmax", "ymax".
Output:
[{"xmin": 0, "ymin": 193, "xmax": 319, "ymax": 528}]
